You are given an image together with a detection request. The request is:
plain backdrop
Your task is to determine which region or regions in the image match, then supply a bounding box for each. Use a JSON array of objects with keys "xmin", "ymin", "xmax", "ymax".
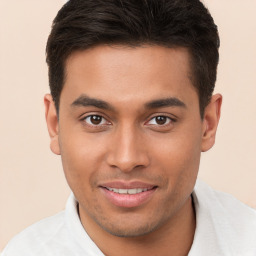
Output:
[{"xmin": 0, "ymin": 0, "xmax": 256, "ymax": 251}]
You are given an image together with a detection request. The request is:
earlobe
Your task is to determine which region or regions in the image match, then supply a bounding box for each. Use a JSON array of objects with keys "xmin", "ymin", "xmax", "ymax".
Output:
[
  {"xmin": 201, "ymin": 94, "xmax": 222, "ymax": 152},
  {"xmin": 44, "ymin": 94, "xmax": 61, "ymax": 155}
]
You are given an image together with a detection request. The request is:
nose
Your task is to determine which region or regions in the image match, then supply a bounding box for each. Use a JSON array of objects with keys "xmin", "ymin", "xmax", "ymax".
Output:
[{"xmin": 106, "ymin": 124, "xmax": 150, "ymax": 172}]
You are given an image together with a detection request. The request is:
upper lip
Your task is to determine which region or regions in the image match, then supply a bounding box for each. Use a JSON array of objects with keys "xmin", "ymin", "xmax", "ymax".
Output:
[{"xmin": 99, "ymin": 181, "xmax": 157, "ymax": 189}]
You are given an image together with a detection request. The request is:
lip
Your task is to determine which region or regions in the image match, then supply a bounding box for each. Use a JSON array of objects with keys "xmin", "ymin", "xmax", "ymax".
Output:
[
  {"xmin": 100, "ymin": 181, "xmax": 156, "ymax": 189},
  {"xmin": 99, "ymin": 181, "xmax": 157, "ymax": 208}
]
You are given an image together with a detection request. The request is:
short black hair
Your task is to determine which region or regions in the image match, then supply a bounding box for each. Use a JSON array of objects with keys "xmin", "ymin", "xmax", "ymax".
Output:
[{"xmin": 46, "ymin": 0, "xmax": 219, "ymax": 118}]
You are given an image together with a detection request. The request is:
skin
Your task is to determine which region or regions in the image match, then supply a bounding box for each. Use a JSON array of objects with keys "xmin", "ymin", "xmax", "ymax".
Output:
[{"xmin": 45, "ymin": 45, "xmax": 222, "ymax": 256}]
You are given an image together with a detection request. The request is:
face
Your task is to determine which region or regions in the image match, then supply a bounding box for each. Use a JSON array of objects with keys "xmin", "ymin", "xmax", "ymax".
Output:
[{"xmin": 45, "ymin": 45, "xmax": 220, "ymax": 238}]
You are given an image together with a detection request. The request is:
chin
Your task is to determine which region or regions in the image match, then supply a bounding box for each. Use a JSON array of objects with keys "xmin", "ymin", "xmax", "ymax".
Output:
[
  {"xmin": 103, "ymin": 225, "xmax": 155, "ymax": 238},
  {"xmin": 96, "ymin": 216, "xmax": 164, "ymax": 238}
]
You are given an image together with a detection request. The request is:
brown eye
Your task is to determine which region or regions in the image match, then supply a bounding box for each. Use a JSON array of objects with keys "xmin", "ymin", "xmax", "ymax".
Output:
[
  {"xmin": 155, "ymin": 116, "xmax": 167, "ymax": 125},
  {"xmin": 90, "ymin": 115, "xmax": 102, "ymax": 125},
  {"xmin": 147, "ymin": 116, "xmax": 171, "ymax": 126},
  {"xmin": 84, "ymin": 115, "xmax": 107, "ymax": 126}
]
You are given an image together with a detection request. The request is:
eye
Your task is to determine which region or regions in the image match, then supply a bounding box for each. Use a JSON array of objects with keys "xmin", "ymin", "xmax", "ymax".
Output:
[
  {"xmin": 83, "ymin": 115, "xmax": 110, "ymax": 126},
  {"xmin": 147, "ymin": 116, "xmax": 173, "ymax": 126}
]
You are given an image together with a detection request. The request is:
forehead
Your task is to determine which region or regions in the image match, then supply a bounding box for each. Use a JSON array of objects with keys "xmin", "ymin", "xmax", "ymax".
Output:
[{"xmin": 61, "ymin": 45, "xmax": 198, "ymax": 110}]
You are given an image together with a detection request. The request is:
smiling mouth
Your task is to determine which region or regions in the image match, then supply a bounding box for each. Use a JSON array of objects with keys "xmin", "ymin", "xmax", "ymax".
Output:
[
  {"xmin": 105, "ymin": 187, "xmax": 154, "ymax": 195},
  {"xmin": 100, "ymin": 185, "xmax": 157, "ymax": 208},
  {"xmin": 99, "ymin": 181, "xmax": 158, "ymax": 208}
]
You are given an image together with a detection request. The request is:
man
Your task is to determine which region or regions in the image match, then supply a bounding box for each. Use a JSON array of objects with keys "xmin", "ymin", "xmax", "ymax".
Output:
[{"xmin": 2, "ymin": 0, "xmax": 256, "ymax": 255}]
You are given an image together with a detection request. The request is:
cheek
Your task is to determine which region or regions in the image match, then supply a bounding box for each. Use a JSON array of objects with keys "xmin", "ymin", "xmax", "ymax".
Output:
[
  {"xmin": 58, "ymin": 131, "xmax": 106, "ymax": 193},
  {"xmin": 154, "ymin": 133, "xmax": 201, "ymax": 165},
  {"xmin": 149, "ymin": 134, "xmax": 201, "ymax": 216},
  {"xmin": 150, "ymin": 128, "xmax": 202, "ymax": 188}
]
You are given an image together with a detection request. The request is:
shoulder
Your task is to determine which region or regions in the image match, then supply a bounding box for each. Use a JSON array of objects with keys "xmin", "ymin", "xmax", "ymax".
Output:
[
  {"xmin": 2, "ymin": 194, "xmax": 105, "ymax": 256},
  {"xmin": 194, "ymin": 180, "xmax": 256, "ymax": 221},
  {"xmin": 1, "ymin": 211, "xmax": 70, "ymax": 256},
  {"xmin": 191, "ymin": 180, "xmax": 256, "ymax": 255}
]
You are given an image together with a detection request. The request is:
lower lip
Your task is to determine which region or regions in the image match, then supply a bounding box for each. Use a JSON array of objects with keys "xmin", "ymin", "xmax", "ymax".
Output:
[{"xmin": 100, "ymin": 187, "xmax": 157, "ymax": 208}]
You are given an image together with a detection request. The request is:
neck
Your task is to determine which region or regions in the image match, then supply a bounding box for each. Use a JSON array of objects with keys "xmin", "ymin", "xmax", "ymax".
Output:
[{"xmin": 79, "ymin": 196, "xmax": 196, "ymax": 256}]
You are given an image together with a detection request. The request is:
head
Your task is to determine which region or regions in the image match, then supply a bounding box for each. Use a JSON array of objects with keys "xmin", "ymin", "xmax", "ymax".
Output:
[
  {"xmin": 46, "ymin": 0, "xmax": 219, "ymax": 118},
  {"xmin": 44, "ymin": 0, "xmax": 221, "ymax": 241}
]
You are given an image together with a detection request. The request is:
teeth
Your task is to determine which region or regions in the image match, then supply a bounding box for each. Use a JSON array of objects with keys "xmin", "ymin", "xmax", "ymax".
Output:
[{"xmin": 106, "ymin": 187, "xmax": 149, "ymax": 194}]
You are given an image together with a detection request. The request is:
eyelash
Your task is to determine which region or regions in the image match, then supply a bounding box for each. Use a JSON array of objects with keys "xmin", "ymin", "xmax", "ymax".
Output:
[
  {"xmin": 82, "ymin": 115, "xmax": 110, "ymax": 127},
  {"xmin": 146, "ymin": 116, "xmax": 176, "ymax": 126},
  {"xmin": 81, "ymin": 114, "xmax": 176, "ymax": 129}
]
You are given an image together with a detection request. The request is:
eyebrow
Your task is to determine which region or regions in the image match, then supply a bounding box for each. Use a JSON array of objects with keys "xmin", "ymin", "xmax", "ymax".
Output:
[
  {"xmin": 71, "ymin": 94, "xmax": 114, "ymax": 111},
  {"xmin": 71, "ymin": 94, "xmax": 186, "ymax": 111},
  {"xmin": 145, "ymin": 97, "xmax": 186, "ymax": 109}
]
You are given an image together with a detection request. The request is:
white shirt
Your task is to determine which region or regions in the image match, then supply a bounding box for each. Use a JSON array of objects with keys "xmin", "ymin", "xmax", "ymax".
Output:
[{"xmin": 2, "ymin": 180, "xmax": 256, "ymax": 256}]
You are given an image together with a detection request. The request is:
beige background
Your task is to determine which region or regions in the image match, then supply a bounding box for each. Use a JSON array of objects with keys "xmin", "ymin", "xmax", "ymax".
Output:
[{"xmin": 0, "ymin": 0, "xmax": 255, "ymax": 251}]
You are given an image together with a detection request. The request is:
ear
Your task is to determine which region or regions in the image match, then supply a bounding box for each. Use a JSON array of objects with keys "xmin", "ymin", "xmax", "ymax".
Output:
[
  {"xmin": 201, "ymin": 94, "xmax": 222, "ymax": 152},
  {"xmin": 44, "ymin": 94, "xmax": 61, "ymax": 155}
]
